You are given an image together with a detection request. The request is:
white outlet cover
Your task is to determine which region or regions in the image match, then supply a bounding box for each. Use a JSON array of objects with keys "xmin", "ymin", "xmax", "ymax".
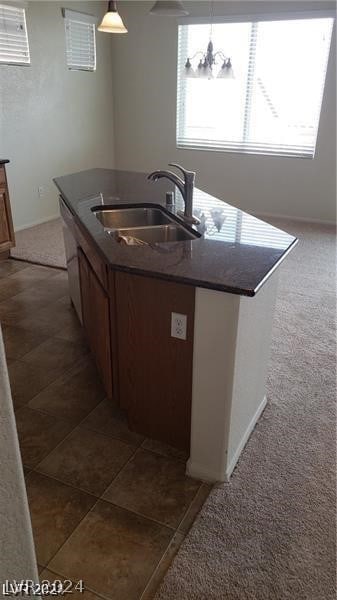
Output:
[{"xmin": 171, "ymin": 312, "xmax": 187, "ymax": 340}]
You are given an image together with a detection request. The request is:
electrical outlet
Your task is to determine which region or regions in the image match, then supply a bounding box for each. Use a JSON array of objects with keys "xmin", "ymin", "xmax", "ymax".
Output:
[
  {"xmin": 38, "ymin": 186, "xmax": 44, "ymax": 199},
  {"xmin": 171, "ymin": 312, "xmax": 187, "ymax": 340}
]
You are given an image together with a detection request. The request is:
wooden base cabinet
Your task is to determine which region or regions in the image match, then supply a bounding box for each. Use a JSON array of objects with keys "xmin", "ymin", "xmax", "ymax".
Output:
[
  {"xmin": 114, "ymin": 272, "xmax": 195, "ymax": 452},
  {"xmin": 61, "ymin": 197, "xmax": 194, "ymax": 452},
  {"xmin": 78, "ymin": 248, "xmax": 113, "ymax": 399},
  {"xmin": 0, "ymin": 163, "xmax": 15, "ymax": 256}
]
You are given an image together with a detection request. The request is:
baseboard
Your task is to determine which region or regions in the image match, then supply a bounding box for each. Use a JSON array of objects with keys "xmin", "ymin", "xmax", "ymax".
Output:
[
  {"xmin": 186, "ymin": 459, "xmax": 225, "ymax": 484},
  {"xmin": 253, "ymin": 211, "xmax": 336, "ymax": 226},
  {"xmin": 225, "ymin": 395, "xmax": 268, "ymax": 481},
  {"xmin": 14, "ymin": 214, "xmax": 60, "ymax": 233}
]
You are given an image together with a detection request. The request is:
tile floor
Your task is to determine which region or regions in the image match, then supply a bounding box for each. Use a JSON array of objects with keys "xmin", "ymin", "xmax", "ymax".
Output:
[{"xmin": 1, "ymin": 259, "xmax": 211, "ymax": 600}]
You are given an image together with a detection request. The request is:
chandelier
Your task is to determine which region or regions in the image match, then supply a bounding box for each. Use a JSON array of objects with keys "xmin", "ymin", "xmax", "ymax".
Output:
[
  {"xmin": 185, "ymin": 42, "xmax": 234, "ymax": 80},
  {"xmin": 184, "ymin": 1, "xmax": 234, "ymax": 80}
]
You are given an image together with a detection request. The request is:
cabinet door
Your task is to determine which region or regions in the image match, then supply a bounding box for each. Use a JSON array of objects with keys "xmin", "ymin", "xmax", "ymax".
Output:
[
  {"xmin": 78, "ymin": 248, "xmax": 91, "ymax": 337},
  {"xmin": 0, "ymin": 191, "xmax": 10, "ymax": 245},
  {"xmin": 89, "ymin": 263, "xmax": 113, "ymax": 397},
  {"xmin": 78, "ymin": 248, "xmax": 113, "ymax": 398},
  {"xmin": 115, "ymin": 272, "xmax": 195, "ymax": 452}
]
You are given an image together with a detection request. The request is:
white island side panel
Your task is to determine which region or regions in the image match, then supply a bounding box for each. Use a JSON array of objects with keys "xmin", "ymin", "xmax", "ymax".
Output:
[{"xmin": 188, "ymin": 273, "xmax": 279, "ymax": 483}]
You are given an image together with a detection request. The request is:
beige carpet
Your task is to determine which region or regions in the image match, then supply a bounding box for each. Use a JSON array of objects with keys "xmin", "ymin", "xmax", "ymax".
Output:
[
  {"xmin": 11, "ymin": 218, "xmax": 66, "ymax": 269},
  {"xmin": 156, "ymin": 219, "xmax": 336, "ymax": 600}
]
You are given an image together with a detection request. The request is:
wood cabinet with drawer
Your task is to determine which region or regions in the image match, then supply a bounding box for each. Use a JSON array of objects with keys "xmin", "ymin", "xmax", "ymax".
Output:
[{"xmin": 0, "ymin": 161, "xmax": 15, "ymax": 257}]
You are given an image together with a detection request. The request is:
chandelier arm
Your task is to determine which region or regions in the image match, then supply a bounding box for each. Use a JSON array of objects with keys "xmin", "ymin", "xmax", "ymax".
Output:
[
  {"xmin": 189, "ymin": 51, "xmax": 205, "ymax": 60},
  {"xmin": 214, "ymin": 51, "xmax": 228, "ymax": 61}
]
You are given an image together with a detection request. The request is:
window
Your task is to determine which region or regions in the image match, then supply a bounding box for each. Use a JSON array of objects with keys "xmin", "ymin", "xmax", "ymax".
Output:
[
  {"xmin": 63, "ymin": 8, "xmax": 96, "ymax": 72},
  {"xmin": 0, "ymin": 3, "xmax": 30, "ymax": 65},
  {"xmin": 177, "ymin": 14, "xmax": 334, "ymax": 158}
]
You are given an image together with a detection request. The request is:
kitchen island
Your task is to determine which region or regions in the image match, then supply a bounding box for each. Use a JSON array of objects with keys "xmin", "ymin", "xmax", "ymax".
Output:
[{"xmin": 54, "ymin": 168, "xmax": 297, "ymax": 483}]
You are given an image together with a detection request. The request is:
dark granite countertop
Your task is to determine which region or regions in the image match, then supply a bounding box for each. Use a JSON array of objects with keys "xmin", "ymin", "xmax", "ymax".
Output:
[
  {"xmin": 0, "ymin": 160, "xmax": 9, "ymax": 165},
  {"xmin": 54, "ymin": 168, "xmax": 297, "ymax": 296}
]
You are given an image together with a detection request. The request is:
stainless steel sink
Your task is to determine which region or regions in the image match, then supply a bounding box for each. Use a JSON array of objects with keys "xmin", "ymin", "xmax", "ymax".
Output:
[
  {"xmin": 94, "ymin": 206, "xmax": 172, "ymax": 229},
  {"xmin": 93, "ymin": 204, "xmax": 200, "ymax": 245},
  {"xmin": 112, "ymin": 224, "xmax": 196, "ymax": 244}
]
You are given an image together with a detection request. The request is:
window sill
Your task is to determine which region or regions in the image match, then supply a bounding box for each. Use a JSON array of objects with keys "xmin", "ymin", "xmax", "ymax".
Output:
[{"xmin": 176, "ymin": 144, "xmax": 314, "ymax": 159}]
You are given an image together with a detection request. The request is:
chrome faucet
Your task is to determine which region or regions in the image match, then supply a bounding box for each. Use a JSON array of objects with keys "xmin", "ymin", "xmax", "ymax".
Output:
[{"xmin": 148, "ymin": 163, "xmax": 200, "ymax": 225}]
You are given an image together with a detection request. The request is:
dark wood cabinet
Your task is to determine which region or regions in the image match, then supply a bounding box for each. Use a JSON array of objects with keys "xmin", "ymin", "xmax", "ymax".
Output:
[
  {"xmin": 60, "ymin": 197, "xmax": 194, "ymax": 452},
  {"xmin": 0, "ymin": 191, "xmax": 10, "ymax": 243},
  {"xmin": 78, "ymin": 248, "xmax": 113, "ymax": 400},
  {"xmin": 0, "ymin": 164, "xmax": 15, "ymax": 257},
  {"xmin": 114, "ymin": 271, "xmax": 195, "ymax": 452}
]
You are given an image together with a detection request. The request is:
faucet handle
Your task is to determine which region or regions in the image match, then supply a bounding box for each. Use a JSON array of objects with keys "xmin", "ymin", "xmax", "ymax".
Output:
[{"xmin": 168, "ymin": 163, "xmax": 195, "ymax": 181}]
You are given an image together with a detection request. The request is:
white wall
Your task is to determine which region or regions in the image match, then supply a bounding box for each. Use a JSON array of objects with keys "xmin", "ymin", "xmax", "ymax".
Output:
[
  {"xmin": 0, "ymin": 1, "xmax": 115, "ymax": 230},
  {"xmin": 112, "ymin": 1, "xmax": 336, "ymax": 223}
]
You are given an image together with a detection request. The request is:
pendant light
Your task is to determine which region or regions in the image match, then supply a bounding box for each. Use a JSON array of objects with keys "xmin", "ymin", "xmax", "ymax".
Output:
[
  {"xmin": 150, "ymin": 1, "xmax": 189, "ymax": 16},
  {"xmin": 98, "ymin": 1, "xmax": 127, "ymax": 33}
]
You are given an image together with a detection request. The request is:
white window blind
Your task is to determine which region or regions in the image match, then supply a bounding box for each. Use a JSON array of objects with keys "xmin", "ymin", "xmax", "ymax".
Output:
[
  {"xmin": 63, "ymin": 8, "xmax": 96, "ymax": 72},
  {"xmin": 0, "ymin": 3, "xmax": 30, "ymax": 65},
  {"xmin": 177, "ymin": 15, "xmax": 334, "ymax": 158}
]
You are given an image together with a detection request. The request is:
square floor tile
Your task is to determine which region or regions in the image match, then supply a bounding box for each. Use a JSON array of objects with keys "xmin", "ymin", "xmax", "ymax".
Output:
[
  {"xmin": 56, "ymin": 315, "xmax": 87, "ymax": 344},
  {"xmin": 21, "ymin": 337, "xmax": 88, "ymax": 374},
  {"xmin": 9, "ymin": 264, "xmax": 60, "ymax": 282},
  {"xmin": 103, "ymin": 449, "xmax": 200, "ymax": 528},
  {"xmin": 0, "ymin": 276, "xmax": 34, "ymax": 302},
  {"xmin": 8, "ymin": 360, "xmax": 63, "ymax": 407},
  {"xmin": 15, "ymin": 406, "xmax": 74, "ymax": 467},
  {"xmin": 49, "ymin": 500, "xmax": 172, "ymax": 600},
  {"xmin": 11, "ymin": 276, "xmax": 69, "ymax": 308},
  {"xmin": 0, "ymin": 295, "xmax": 41, "ymax": 325},
  {"xmin": 29, "ymin": 356, "xmax": 104, "ymax": 424},
  {"xmin": 39, "ymin": 570, "xmax": 101, "ymax": 600},
  {"xmin": 26, "ymin": 472, "xmax": 96, "ymax": 567},
  {"xmin": 37, "ymin": 300, "xmax": 81, "ymax": 333},
  {"xmin": 37, "ymin": 426, "xmax": 134, "ymax": 496},
  {"xmin": 142, "ymin": 438, "xmax": 188, "ymax": 462},
  {"xmin": 2, "ymin": 324, "xmax": 49, "ymax": 361},
  {"xmin": 82, "ymin": 399, "xmax": 145, "ymax": 447},
  {"xmin": 0, "ymin": 259, "xmax": 29, "ymax": 278},
  {"xmin": 14, "ymin": 313, "xmax": 67, "ymax": 338}
]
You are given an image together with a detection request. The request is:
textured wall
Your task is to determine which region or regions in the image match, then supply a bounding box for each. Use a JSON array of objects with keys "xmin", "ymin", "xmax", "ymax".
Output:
[
  {"xmin": 0, "ymin": 327, "xmax": 38, "ymax": 582},
  {"xmin": 0, "ymin": 1, "xmax": 115, "ymax": 230},
  {"xmin": 111, "ymin": 1, "xmax": 336, "ymax": 223}
]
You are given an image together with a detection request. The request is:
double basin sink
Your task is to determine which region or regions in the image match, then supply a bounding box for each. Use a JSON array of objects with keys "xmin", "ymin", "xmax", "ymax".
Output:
[{"xmin": 93, "ymin": 204, "xmax": 199, "ymax": 245}]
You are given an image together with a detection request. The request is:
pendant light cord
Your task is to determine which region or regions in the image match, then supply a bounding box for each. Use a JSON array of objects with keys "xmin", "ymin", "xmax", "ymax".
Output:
[{"xmin": 210, "ymin": 0, "xmax": 214, "ymax": 40}]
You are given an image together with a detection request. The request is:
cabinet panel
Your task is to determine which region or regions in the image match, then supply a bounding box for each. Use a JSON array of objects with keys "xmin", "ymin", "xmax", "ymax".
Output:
[
  {"xmin": 0, "ymin": 191, "xmax": 10, "ymax": 244},
  {"xmin": 79, "ymin": 248, "xmax": 113, "ymax": 399},
  {"xmin": 0, "ymin": 167, "xmax": 6, "ymax": 186},
  {"xmin": 78, "ymin": 248, "xmax": 91, "ymax": 336},
  {"xmin": 75, "ymin": 221, "xmax": 108, "ymax": 289},
  {"xmin": 0, "ymin": 165, "xmax": 15, "ymax": 253},
  {"xmin": 115, "ymin": 272, "xmax": 195, "ymax": 452}
]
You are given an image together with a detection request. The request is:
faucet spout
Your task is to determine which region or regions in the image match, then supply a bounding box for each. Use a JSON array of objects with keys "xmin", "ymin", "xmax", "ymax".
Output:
[{"xmin": 147, "ymin": 170, "xmax": 185, "ymax": 198}]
